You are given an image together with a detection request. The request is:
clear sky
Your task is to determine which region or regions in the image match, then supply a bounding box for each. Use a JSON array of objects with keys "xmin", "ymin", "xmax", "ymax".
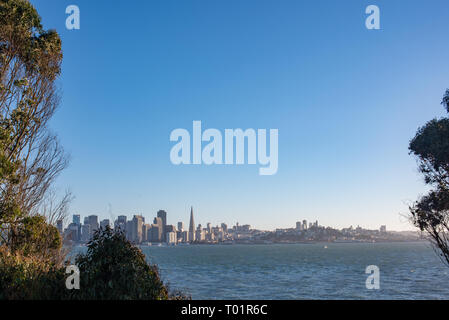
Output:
[{"xmin": 30, "ymin": 0, "xmax": 449, "ymax": 231}]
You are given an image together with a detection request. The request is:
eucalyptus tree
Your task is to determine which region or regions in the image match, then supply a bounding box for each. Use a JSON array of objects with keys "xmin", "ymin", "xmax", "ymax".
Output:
[
  {"xmin": 410, "ymin": 89, "xmax": 449, "ymax": 265},
  {"xmin": 0, "ymin": 0, "xmax": 69, "ymax": 250}
]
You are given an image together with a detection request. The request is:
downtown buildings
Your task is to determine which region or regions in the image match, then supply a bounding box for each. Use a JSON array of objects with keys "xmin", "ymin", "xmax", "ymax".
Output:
[
  {"xmin": 60, "ymin": 209, "xmax": 408, "ymax": 245},
  {"xmin": 61, "ymin": 207, "xmax": 239, "ymax": 245}
]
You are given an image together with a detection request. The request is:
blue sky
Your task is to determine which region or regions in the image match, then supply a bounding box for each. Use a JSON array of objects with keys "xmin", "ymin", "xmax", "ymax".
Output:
[{"xmin": 31, "ymin": 0, "xmax": 449, "ymax": 230}]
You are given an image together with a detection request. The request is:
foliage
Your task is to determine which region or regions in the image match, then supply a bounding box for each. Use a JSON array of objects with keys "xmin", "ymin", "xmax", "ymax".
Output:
[
  {"xmin": 9, "ymin": 215, "xmax": 62, "ymax": 260},
  {"xmin": 0, "ymin": 0, "xmax": 68, "ymax": 243},
  {"xmin": 73, "ymin": 227, "xmax": 170, "ymax": 300},
  {"xmin": 0, "ymin": 245, "xmax": 67, "ymax": 300},
  {"xmin": 409, "ymin": 89, "xmax": 449, "ymax": 265}
]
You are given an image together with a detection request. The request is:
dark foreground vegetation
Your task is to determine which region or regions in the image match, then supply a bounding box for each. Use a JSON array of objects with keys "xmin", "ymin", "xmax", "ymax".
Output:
[
  {"xmin": 409, "ymin": 89, "xmax": 449, "ymax": 266},
  {"xmin": 0, "ymin": 0, "xmax": 184, "ymax": 300}
]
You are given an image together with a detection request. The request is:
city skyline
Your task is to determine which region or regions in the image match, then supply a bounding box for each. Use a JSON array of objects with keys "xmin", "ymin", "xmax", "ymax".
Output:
[
  {"xmin": 61, "ymin": 207, "xmax": 418, "ymax": 246},
  {"xmin": 60, "ymin": 207, "xmax": 390, "ymax": 235}
]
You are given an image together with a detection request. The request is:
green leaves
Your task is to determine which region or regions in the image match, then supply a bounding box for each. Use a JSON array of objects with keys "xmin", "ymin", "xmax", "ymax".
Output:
[
  {"xmin": 409, "ymin": 89, "xmax": 449, "ymax": 266},
  {"xmin": 409, "ymin": 118, "xmax": 449, "ymax": 175},
  {"xmin": 74, "ymin": 227, "xmax": 170, "ymax": 300}
]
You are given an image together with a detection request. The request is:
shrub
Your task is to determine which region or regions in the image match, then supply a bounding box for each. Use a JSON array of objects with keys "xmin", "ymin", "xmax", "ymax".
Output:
[
  {"xmin": 73, "ymin": 227, "xmax": 170, "ymax": 300},
  {"xmin": 0, "ymin": 245, "xmax": 67, "ymax": 300}
]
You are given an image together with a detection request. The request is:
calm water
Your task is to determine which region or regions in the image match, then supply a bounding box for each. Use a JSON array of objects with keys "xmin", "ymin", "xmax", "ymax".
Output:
[{"xmin": 71, "ymin": 242, "xmax": 449, "ymax": 299}]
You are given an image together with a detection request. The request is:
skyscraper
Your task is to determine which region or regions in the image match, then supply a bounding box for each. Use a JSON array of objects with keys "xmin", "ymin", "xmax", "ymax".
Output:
[
  {"xmin": 73, "ymin": 214, "xmax": 81, "ymax": 240},
  {"xmin": 152, "ymin": 217, "xmax": 163, "ymax": 242},
  {"xmin": 100, "ymin": 219, "xmax": 110, "ymax": 229},
  {"xmin": 189, "ymin": 206, "xmax": 195, "ymax": 242},
  {"xmin": 87, "ymin": 215, "xmax": 99, "ymax": 231},
  {"xmin": 131, "ymin": 215, "xmax": 144, "ymax": 243},
  {"xmin": 73, "ymin": 214, "xmax": 80, "ymax": 225},
  {"xmin": 157, "ymin": 210, "xmax": 167, "ymax": 242},
  {"xmin": 114, "ymin": 215, "xmax": 127, "ymax": 232}
]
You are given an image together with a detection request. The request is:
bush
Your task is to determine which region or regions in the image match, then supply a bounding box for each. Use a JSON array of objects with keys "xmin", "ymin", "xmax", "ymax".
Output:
[
  {"xmin": 0, "ymin": 246, "xmax": 67, "ymax": 300},
  {"xmin": 0, "ymin": 226, "xmax": 185, "ymax": 300},
  {"xmin": 73, "ymin": 227, "xmax": 170, "ymax": 300}
]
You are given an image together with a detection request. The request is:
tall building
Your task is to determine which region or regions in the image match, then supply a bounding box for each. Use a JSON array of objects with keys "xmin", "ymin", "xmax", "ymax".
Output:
[
  {"xmin": 166, "ymin": 225, "xmax": 176, "ymax": 233},
  {"xmin": 100, "ymin": 219, "xmax": 110, "ymax": 229},
  {"xmin": 87, "ymin": 215, "xmax": 99, "ymax": 232},
  {"xmin": 221, "ymin": 223, "xmax": 228, "ymax": 233},
  {"xmin": 380, "ymin": 225, "xmax": 387, "ymax": 233},
  {"xmin": 177, "ymin": 222, "xmax": 184, "ymax": 232},
  {"xmin": 167, "ymin": 231, "xmax": 177, "ymax": 244},
  {"xmin": 73, "ymin": 214, "xmax": 81, "ymax": 240},
  {"xmin": 125, "ymin": 220, "xmax": 133, "ymax": 241},
  {"xmin": 142, "ymin": 224, "xmax": 151, "ymax": 242},
  {"xmin": 131, "ymin": 215, "xmax": 144, "ymax": 243},
  {"xmin": 73, "ymin": 214, "xmax": 80, "ymax": 225},
  {"xmin": 149, "ymin": 222, "xmax": 162, "ymax": 242},
  {"xmin": 65, "ymin": 223, "xmax": 79, "ymax": 242},
  {"xmin": 114, "ymin": 215, "xmax": 127, "ymax": 232},
  {"xmin": 81, "ymin": 224, "xmax": 91, "ymax": 242},
  {"xmin": 195, "ymin": 228, "xmax": 205, "ymax": 241},
  {"xmin": 149, "ymin": 217, "xmax": 163, "ymax": 242},
  {"xmin": 157, "ymin": 210, "xmax": 167, "ymax": 242},
  {"xmin": 207, "ymin": 223, "xmax": 212, "ymax": 234},
  {"xmin": 296, "ymin": 221, "xmax": 302, "ymax": 231},
  {"xmin": 181, "ymin": 231, "xmax": 189, "ymax": 243},
  {"xmin": 189, "ymin": 207, "xmax": 195, "ymax": 242},
  {"xmin": 302, "ymin": 220, "xmax": 307, "ymax": 230}
]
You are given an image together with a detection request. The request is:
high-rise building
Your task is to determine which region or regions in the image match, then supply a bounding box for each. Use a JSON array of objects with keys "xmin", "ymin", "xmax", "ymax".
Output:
[
  {"xmin": 149, "ymin": 217, "xmax": 163, "ymax": 242},
  {"xmin": 302, "ymin": 220, "xmax": 307, "ymax": 230},
  {"xmin": 73, "ymin": 214, "xmax": 80, "ymax": 225},
  {"xmin": 166, "ymin": 225, "xmax": 176, "ymax": 233},
  {"xmin": 189, "ymin": 206, "xmax": 195, "ymax": 242},
  {"xmin": 221, "ymin": 223, "xmax": 228, "ymax": 233},
  {"xmin": 73, "ymin": 214, "xmax": 81, "ymax": 240},
  {"xmin": 142, "ymin": 224, "xmax": 151, "ymax": 242},
  {"xmin": 65, "ymin": 223, "xmax": 79, "ymax": 242},
  {"xmin": 114, "ymin": 215, "xmax": 127, "ymax": 232},
  {"xmin": 207, "ymin": 223, "xmax": 212, "ymax": 234},
  {"xmin": 167, "ymin": 231, "xmax": 177, "ymax": 244},
  {"xmin": 100, "ymin": 219, "xmax": 110, "ymax": 229},
  {"xmin": 195, "ymin": 228, "xmax": 205, "ymax": 242},
  {"xmin": 177, "ymin": 222, "xmax": 184, "ymax": 232},
  {"xmin": 157, "ymin": 210, "xmax": 167, "ymax": 242},
  {"xmin": 380, "ymin": 225, "xmax": 387, "ymax": 233},
  {"xmin": 131, "ymin": 215, "xmax": 144, "ymax": 243},
  {"xmin": 296, "ymin": 221, "xmax": 302, "ymax": 231},
  {"xmin": 81, "ymin": 224, "xmax": 91, "ymax": 242},
  {"xmin": 181, "ymin": 231, "xmax": 189, "ymax": 243},
  {"xmin": 125, "ymin": 220, "xmax": 133, "ymax": 241},
  {"xmin": 87, "ymin": 215, "xmax": 99, "ymax": 232},
  {"xmin": 148, "ymin": 223, "xmax": 162, "ymax": 242}
]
